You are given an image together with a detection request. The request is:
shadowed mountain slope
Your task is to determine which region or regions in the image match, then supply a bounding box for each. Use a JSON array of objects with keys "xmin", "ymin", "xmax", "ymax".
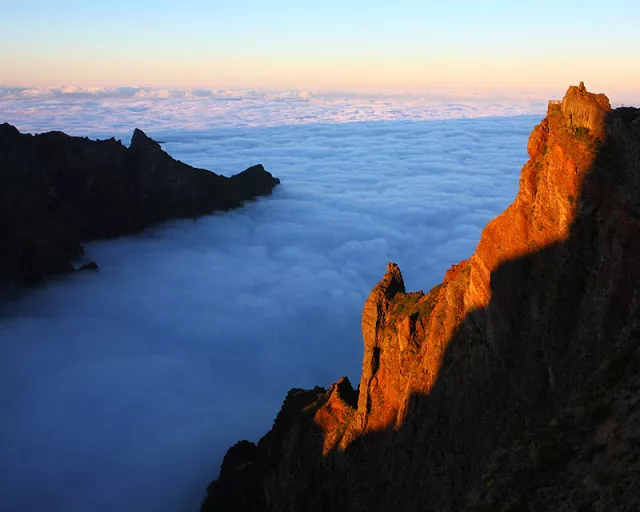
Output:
[
  {"xmin": 0, "ymin": 124, "xmax": 279, "ymax": 291},
  {"xmin": 202, "ymin": 84, "xmax": 640, "ymax": 511}
]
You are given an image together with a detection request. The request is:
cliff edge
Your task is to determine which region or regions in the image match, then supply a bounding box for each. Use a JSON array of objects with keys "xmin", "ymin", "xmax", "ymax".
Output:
[
  {"xmin": 203, "ymin": 84, "xmax": 640, "ymax": 511},
  {"xmin": 0, "ymin": 125, "xmax": 280, "ymax": 292}
]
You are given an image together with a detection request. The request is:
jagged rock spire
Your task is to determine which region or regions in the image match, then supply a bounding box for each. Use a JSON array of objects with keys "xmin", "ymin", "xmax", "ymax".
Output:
[{"xmin": 357, "ymin": 262, "xmax": 405, "ymax": 427}]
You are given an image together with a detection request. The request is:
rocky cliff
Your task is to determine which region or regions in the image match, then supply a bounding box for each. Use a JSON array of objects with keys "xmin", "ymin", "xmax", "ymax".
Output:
[
  {"xmin": 0, "ymin": 125, "xmax": 279, "ymax": 291},
  {"xmin": 202, "ymin": 84, "xmax": 640, "ymax": 511}
]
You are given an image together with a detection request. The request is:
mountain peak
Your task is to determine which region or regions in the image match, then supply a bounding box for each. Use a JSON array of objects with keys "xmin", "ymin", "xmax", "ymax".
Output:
[
  {"xmin": 203, "ymin": 87, "xmax": 640, "ymax": 512},
  {"xmin": 130, "ymin": 128, "xmax": 162, "ymax": 152},
  {"xmin": 561, "ymin": 82, "xmax": 612, "ymax": 141},
  {"xmin": 375, "ymin": 262, "xmax": 405, "ymax": 300}
]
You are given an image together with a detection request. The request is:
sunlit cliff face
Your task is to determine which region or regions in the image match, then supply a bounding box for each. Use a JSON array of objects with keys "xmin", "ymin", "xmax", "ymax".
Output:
[
  {"xmin": 312, "ymin": 84, "xmax": 613, "ymax": 447},
  {"xmin": 466, "ymin": 82, "xmax": 611, "ymax": 312}
]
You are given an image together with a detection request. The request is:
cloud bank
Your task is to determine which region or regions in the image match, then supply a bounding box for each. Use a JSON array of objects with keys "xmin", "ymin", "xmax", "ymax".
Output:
[
  {"xmin": 0, "ymin": 85, "xmax": 549, "ymax": 136},
  {"xmin": 0, "ymin": 102, "xmax": 539, "ymax": 512}
]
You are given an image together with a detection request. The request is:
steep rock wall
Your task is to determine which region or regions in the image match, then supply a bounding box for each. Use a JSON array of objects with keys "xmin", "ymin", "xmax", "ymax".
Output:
[{"xmin": 202, "ymin": 85, "xmax": 640, "ymax": 512}]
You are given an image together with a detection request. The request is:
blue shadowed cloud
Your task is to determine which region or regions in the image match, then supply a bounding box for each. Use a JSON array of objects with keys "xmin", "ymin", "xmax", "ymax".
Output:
[{"xmin": 0, "ymin": 98, "xmax": 538, "ymax": 511}]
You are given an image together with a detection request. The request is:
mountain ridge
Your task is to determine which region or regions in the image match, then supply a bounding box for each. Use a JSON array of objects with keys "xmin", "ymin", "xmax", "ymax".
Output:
[
  {"xmin": 202, "ymin": 84, "xmax": 640, "ymax": 511},
  {"xmin": 0, "ymin": 124, "xmax": 280, "ymax": 293}
]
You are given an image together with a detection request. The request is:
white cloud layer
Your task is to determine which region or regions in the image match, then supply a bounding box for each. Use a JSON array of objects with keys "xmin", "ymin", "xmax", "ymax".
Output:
[
  {"xmin": 0, "ymin": 95, "xmax": 539, "ymax": 512},
  {"xmin": 0, "ymin": 85, "xmax": 549, "ymax": 135}
]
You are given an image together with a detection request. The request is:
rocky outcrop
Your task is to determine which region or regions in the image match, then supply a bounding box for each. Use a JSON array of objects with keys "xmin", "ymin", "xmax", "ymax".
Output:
[
  {"xmin": 357, "ymin": 262, "xmax": 406, "ymax": 431},
  {"xmin": 0, "ymin": 124, "xmax": 279, "ymax": 292},
  {"xmin": 562, "ymin": 81, "xmax": 612, "ymax": 142},
  {"xmin": 202, "ymin": 84, "xmax": 640, "ymax": 511}
]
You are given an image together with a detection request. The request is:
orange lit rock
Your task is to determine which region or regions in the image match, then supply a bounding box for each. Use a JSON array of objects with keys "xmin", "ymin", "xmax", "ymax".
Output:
[
  {"xmin": 357, "ymin": 262, "xmax": 405, "ymax": 431},
  {"xmin": 561, "ymin": 81, "xmax": 612, "ymax": 142},
  {"xmin": 313, "ymin": 377, "xmax": 357, "ymax": 454},
  {"xmin": 203, "ymin": 85, "xmax": 640, "ymax": 512}
]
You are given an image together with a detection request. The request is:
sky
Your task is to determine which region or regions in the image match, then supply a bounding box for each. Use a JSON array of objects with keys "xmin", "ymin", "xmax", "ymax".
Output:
[
  {"xmin": 0, "ymin": 106, "xmax": 536, "ymax": 512},
  {"xmin": 2, "ymin": 0, "xmax": 639, "ymax": 94}
]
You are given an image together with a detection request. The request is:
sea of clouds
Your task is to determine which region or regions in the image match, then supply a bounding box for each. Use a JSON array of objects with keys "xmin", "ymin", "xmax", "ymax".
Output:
[
  {"xmin": 0, "ymin": 88, "xmax": 542, "ymax": 511},
  {"xmin": 0, "ymin": 84, "xmax": 552, "ymax": 133}
]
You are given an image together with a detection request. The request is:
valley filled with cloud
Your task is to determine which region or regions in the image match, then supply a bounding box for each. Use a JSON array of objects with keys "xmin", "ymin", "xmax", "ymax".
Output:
[{"xmin": 1, "ymin": 94, "xmax": 540, "ymax": 511}]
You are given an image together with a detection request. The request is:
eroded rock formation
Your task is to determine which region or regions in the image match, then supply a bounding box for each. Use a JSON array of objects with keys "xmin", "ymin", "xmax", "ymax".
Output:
[
  {"xmin": 0, "ymin": 125, "xmax": 279, "ymax": 291},
  {"xmin": 202, "ymin": 85, "xmax": 640, "ymax": 511}
]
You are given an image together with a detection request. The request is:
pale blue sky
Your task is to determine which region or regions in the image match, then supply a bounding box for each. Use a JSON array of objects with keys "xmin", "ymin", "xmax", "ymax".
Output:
[{"xmin": 2, "ymin": 0, "xmax": 639, "ymax": 92}]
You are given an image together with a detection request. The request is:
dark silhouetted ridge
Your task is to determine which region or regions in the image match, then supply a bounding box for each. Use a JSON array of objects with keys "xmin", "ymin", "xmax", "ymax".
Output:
[{"xmin": 0, "ymin": 124, "xmax": 280, "ymax": 293}]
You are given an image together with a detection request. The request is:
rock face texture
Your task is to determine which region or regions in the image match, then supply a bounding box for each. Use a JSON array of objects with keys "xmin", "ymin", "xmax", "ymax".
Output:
[
  {"xmin": 202, "ymin": 85, "xmax": 640, "ymax": 511},
  {"xmin": 0, "ymin": 124, "xmax": 279, "ymax": 291},
  {"xmin": 562, "ymin": 81, "xmax": 612, "ymax": 142}
]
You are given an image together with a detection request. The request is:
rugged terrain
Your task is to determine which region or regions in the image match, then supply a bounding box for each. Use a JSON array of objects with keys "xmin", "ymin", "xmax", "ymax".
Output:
[
  {"xmin": 202, "ymin": 84, "xmax": 640, "ymax": 511},
  {"xmin": 0, "ymin": 124, "xmax": 279, "ymax": 291}
]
